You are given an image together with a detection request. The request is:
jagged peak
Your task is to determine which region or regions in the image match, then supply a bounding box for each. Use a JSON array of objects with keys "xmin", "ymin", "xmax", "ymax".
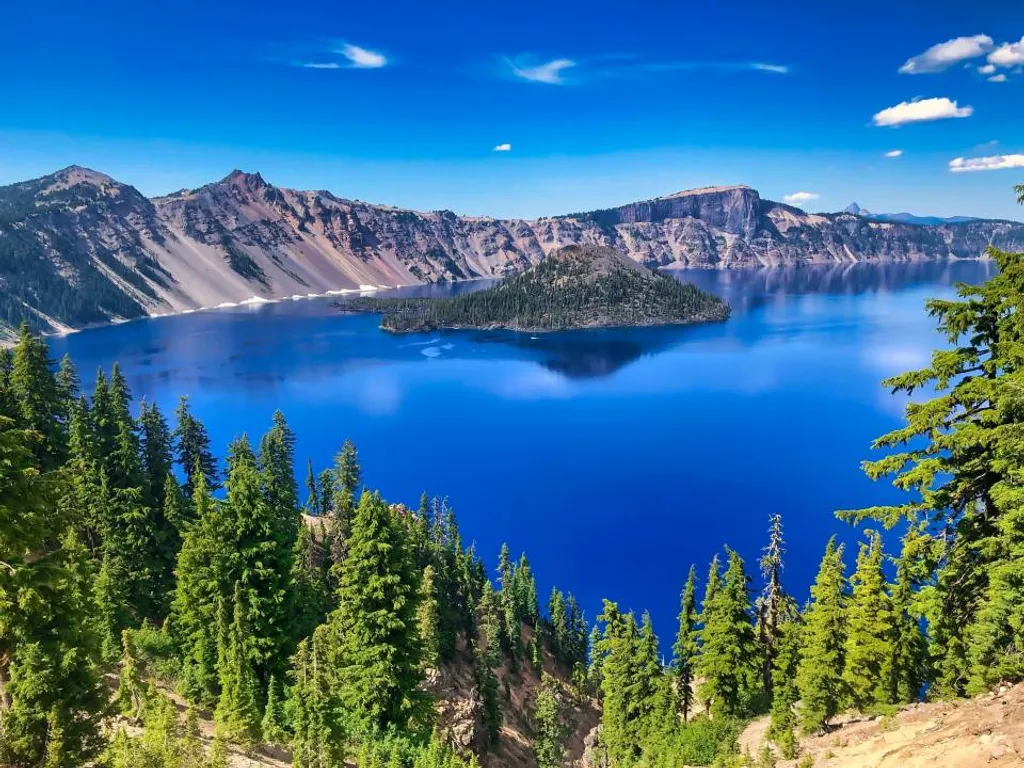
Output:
[
  {"xmin": 49, "ymin": 165, "xmax": 118, "ymax": 186},
  {"xmin": 221, "ymin": 169, "xmax": 269, "ymax": 188}
]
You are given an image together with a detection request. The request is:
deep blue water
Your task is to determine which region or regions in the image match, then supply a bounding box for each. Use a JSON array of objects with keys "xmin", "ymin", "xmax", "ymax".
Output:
[{"xmin": 50, "ymin": 260, "xmax": 995, "ymax": 647}]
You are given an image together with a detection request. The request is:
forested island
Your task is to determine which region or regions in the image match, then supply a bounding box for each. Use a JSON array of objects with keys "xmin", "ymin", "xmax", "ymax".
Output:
[
  {"xmin": 337, "ymin": 245, "xmax": 730, "ymax": 332},
  {"xmin": 1, "ymin": 189, "xmax": 1024, "ymax": 768}
]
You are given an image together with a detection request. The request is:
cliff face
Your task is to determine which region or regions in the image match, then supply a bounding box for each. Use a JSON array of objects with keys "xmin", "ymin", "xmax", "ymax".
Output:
[{"xmin": 2, "ymin": 168, "xmax": 1022, "ymax": 333}]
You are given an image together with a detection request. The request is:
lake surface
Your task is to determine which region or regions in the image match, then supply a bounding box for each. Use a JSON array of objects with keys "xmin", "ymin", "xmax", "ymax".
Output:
[{"xmin": 50, "ymin": 259, "xmax": 995, "ymax": 647}]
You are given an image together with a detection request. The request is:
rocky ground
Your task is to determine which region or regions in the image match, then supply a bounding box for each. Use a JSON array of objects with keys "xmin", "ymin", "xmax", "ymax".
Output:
[{"xmin": 738, "ymin": 682, "xmax": 1024, "ymax": 767}]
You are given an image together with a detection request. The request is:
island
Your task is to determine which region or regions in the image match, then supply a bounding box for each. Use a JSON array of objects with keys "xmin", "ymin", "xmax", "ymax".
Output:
[{"xmin": 336, "ymin": 244, "xmax": 730, "ymax": 332}]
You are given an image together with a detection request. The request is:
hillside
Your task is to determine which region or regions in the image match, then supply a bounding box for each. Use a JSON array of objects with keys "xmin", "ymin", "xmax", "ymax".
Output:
[
  {"xmin": 2, "ymin": 167, "xmax": 1023, "ymax": 334},
  {"xmin": 347, "ymin": 244, "xmax": 730, "ymax": 332}
]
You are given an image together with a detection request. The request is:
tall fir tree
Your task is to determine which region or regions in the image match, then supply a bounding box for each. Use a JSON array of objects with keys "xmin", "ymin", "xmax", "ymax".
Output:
[
  {"xmin": 672, "ymin": 564, "xmax": 699, "ymax": 722},
  {"xmin": 325, "ymin": 491, "xmax": 425, "ymax": 731},
  {"xmin": 843, "ymin": 531, "xmax": 895, "ymax": 710},
  {"xmin": 174, "ymin": 396, "xmax": 218, "ymax": 496},
  {"xmin": 890, "ymin": 529, "xmax": 928, "ymax": 704},
  {"xmin": 757, "ymin": 514, "xmax": 794, "ymax": 700},
  {"xmin": 7, "ymin": 325, "xmax": 66, "ymax": 469},
  {"xmin": 291, "ymin": 628, "xmax": 346, "ymax": 768},
  {"xmin": 767, "ymin": 617, "xmax": 802, "ymax": 758},
  {"xmin": 214, "ymin": 585, "xmax": 262, "ymax": 746},
  {"xmin": 696, "ymin": 549, "xmax": 759, "ymax": 718},
  {"xmin": 533, "ymin": 676, "xmax": 566, "ymax": 768},
  {"xmin": 796, "ymin": 538, "xmax": 848, "ymax": 733}
]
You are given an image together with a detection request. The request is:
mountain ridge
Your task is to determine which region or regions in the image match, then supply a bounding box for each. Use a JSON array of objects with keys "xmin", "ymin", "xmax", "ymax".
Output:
[{"xmin": 2, "ymin": 166, "xmax": 1023, "ymax": 334}]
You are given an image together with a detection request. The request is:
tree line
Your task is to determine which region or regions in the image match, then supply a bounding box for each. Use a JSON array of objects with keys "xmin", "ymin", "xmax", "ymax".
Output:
[{"xmin": 0, "ymin": 327, "xmax": 587, "ymax": 767}]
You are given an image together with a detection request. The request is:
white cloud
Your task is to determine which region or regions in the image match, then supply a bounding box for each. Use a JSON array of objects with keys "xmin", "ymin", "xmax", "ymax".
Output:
[
  {"xmin": 988, "ymin": 35, "xmax": 1024, "ymax": 68},
  {"xmin": 493, "ymin": 143, "xmax": 512, "ymax": 152},
  {"xmin": 884, "ymin": 149, "xmax": 904, "ymax": 158},
  {"xmin": 978, "ymin": 63, "xmax": 996, "ymax": 74},
  {"xmin": 949, "ymin": 154, "xmax": 1024, "ymax": 173},
  {"xmin": 298, "ymin": 61, "xmax": 341, "ymax": 69},
  {"xmin": 507, "ymin": 57, "xmax": 576, "ymax": 84},
  {"xmin": 751, "ymin": 63, "xmax": 789, "ymax": 74},
  {"xmin": 898, "ymin": 34, "xmax": 993, "ymax": 73},
  {"xmin": 872, "ymin": 97, "xmax": 973, "ymax": 127},
  {"xmin": 338, "ymin": 44, "xmax": 387, "ymax": 69},
  {"xmin": 783, "ymin": 191, "xmax": 819, "ymax": 206},
  {"xmin": 988, "ymin": 74, "xmax": 1008, "ymax": 83}
]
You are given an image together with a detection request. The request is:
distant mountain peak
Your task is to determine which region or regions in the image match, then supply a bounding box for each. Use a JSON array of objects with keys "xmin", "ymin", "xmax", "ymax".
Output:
[
  {"xmin": 660, "ymin": 184, "xmax": 754, "ymax": 200},
  {"xmin": 844, "ymin": 202, "xmax": 865, "ymax": 215},
  {"xmin": 221, "ymin": 169, "xmax": 269, "ymax": 189},
  {"xmin": 50, "ymin": 165, "xmax": 117, "ymax": 187}
]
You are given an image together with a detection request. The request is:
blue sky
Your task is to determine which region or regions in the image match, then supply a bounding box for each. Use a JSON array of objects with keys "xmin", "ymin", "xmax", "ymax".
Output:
[{"xmin": 1, "ymin": 0, "xmax": 1022, "ymax": 219}]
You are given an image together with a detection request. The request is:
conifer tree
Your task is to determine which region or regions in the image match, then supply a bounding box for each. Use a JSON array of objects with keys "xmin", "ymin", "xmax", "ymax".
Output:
[
  {"xmin": 325, "ymin": 491, "xmax": 425, "ymax": 731},
  {"xmin": 214, "ymin": 585, "xmax": 262, "ymax": 746},
  {"xmin": 533, "ymin": 676, "xmax": 566, "ymax": 768},
  {"xmin": 7, "ymin": 325, "xmax": 66, "ymax": 469},
  {"xmin": 565, "ymin": 594, "xmax": 588, "ymax": 671},
  {"xmin": 418, "ymin": 564, "xmax": 441, "ymax": 669},
  {"xmin": 797, "ymin": 538, "xmax": 848, "ymax": 733},
  {"xmin": 672, "ymin": 564, "xmax": 699, "ymax": 721},
  {"xmin": 476, "ymin": 580, "xmax": 503, "ymax": 750},
  {"xmin": 890, "ymin": 529, "xmax": 928, "ymax": 704},
  {"xmin": 548, "ymin": 587, "xmax": 569, "ymax": 665},
  {"xmin": 757, "ymin": 514, "xmax": 793, "ymax": 699},
  {"xmin": 114, "ymin": 629, "xmax": 146, "ymax": 721},
  {"xmin": 696, "ymin": 549, "xmax": 759, "ymax": 718},
  {"xmin": 597, "ymin": 602, "xmax": 643, "ymax": 765},
  {"xmin": 843, "ymin": 532, "xmax": 894, "ymax": 710},
  {"xmin": 767, "ymin": 618, "xmax": 802, "ymax": 758},
  {"xmin": 291, "ymin": 628, "xmax": 346, "ymax": 768},
  {"xmin": 174, "ymin": 396, "xmax": 218, "ymax": 496},
  {"xmin": 291, "ymin": 521, "xmax": 331, "ymax": 644},
  {"xmin": 261, "ymin": 675, "xmax": 289, "ymax": 747}
]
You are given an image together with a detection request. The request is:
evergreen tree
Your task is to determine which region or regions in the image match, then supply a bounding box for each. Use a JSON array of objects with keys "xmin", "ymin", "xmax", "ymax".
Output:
[
  {"xmin": 597, "ymin": 602, "xmax": 643, "ymax": 765},
  {"xmin": 174, "ymin": 396, "xmax": 218, "ymax": 496},
  {"xmin": 757, "ymin": 514, "xmax": 794, "ymax": 700},
  {"xmin": 696, "ymin": 549, "xmax": 759, "ymax": 718},
  {"xmin": 672, "ymin": 564, "xmax": 699, "ymax": 721},
  {"xmin": 325, "ymin": 491, "xmax": 425, "ymax": 731},
  {"xmin": 291, "ymin": 628, "xmax": 346, "ymax": 768},
  {"xmin": 767, "ymin": 617, "xmax": 802, "ymax": 759},
  {"xmin": 843, "ymin": 532, "xmax": 894, "ymax": 710},
  {"xmin": 890, "ymin": 530, "xmax": 928, "ymax": 704},
  {"xmin": 476, "ymin": 580, "xmax": 503, "ymax": 750},
  {"xmin": 261, "ymin": 675, "xmax": 289, "ymax": 748},
  {"xmin": 291, "ymin": 522, "xmax": 331, "ymax": 644},
  {"xmin": 797, "ymin": 538, "xmax": 848, "ymax": 733},
  {"xmin": 533, "ymin": 676, "xmax": 566, "ymax": 768},
  {"xmin": 114, "ymin": 629, "xmax": 146, "ymax": 721},
  {"xmin": 7, "ymin": 325, "xmax": 66, "ymax": 469},
  {"xmin": 564, "ymin": 594, "xmax": 588, "ymax": 671},
  {"xmin": 418, "ymin": 564, "xmax": 441, "ymax": 669},
  {"xmin": 548, "ymin": 587, "xmax": 569, "ymax": 666},
  {"xmin": 214, "ymin": 585, "xmax": 262, "ymax": 746}
]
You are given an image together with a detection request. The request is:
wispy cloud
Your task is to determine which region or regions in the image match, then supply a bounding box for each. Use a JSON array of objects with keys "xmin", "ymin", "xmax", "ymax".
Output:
[
  {"xmin": 898, "ymin": 34, "xmax": 993, "ymax": 74},
  {"xmin": 884, "ymin": 149, "xmax": 903, "ymax": 158},
  {"xmin": 783, "ymin": 191, "xmax": 819, "ymax": 206},
  {"xmin": 988, "ymin": 74, "xmax": 1008, "ymax": 83},
  {"xmin": 949, "ymin": 154, "xmax": 1024, "ymax": 173},
  {"xmin": 506, "ymin": 57, "xmax": 576, "ymax": 84},
  {"xmin": 988, "ymin": 35, "xmax": 1024, "ymax": 68},
  {"xmin": 872, "ymin": 97, "xmax": 973, "ymax": 127},
  {"xmin": 750, "ymin": 63, "xmax": 789, "ymax": 74},
  {"xmin": 493, "ymin": 143, "xmax": 512, "ymax": 152},
  {"xmin": 978, "ymin": 63, "xmax": 996, "ymax": 74},
  {"xmin": 298, "ymin": 61, "xmax": 341, "ymax": 69},
  {"xmin": 502, "ymin": 55, "xmax": 790, "ymax": 84},
  {"xmin": 338, "ymin": 43, "xmax": 387, "ymax": 69}
]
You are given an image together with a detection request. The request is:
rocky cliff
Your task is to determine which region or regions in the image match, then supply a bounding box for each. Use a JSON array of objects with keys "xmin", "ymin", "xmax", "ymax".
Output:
[{"xmin": 2, "ymin": 167, "xmax": 1022, "ymax": 333}]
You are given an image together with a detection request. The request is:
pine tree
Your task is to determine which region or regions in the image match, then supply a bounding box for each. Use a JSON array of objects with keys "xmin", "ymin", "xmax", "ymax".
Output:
[
  {"xmin": 843, "ymin": 531, "xmax": 895, "ymax": 710},
  {"xmin": 114, "ymin": 629, "xmax": 146, "ymax": 721},
  {"xmin": 672, "ymin": 564, "xmax": 699, "ymax": 721},
  {"xmin": 291, "ymin": 628, "xmax": 346, "ymax": 768},
  {"xmin": 325, "ymin": 491, "xmax": 425, "ymax": 731},
  {"xmin": 261, "ymin": 674, "xmax": 289, "ymax": 747},
  {"xmin": 418, "ymin": 564, "xmax": 441, "ymax": 669},
  {"xmin": 767, "ymin": 617, "xmax": 802, "ymax": 758},
  {"xmin": 797, "ymin": 538, "xmax": 848, "ymax": 733},
  {"xmin": 565, "ymin": 594, "xmax": 588, "ymax": 671},
  {"xmin": 757, "ymin": 514, "xmax": 794, "ymax": 700},
  {"xmin": 174, "ymin": 396, "xmax": 218, "ymax": 496},
  {"xmin": 548, "ymin": 587, "xmax": 569, "ymax": 666},
  {"xmin": 7, "ymin": 325, "xmax": 66, "ymax": 469},
  {"xmin": 291, "ymin": 521, "xmax": 330, "ymax": 644},
  {"xmin": 533, "ymin": 676, "xmax": 566, "ymax": 768},
  {"xmin": 214, "ymin": 585, "xmax": 262, "ymax": 745},
  {"xmin": 597, "ymin": 602, "xmax": 643, "ymax": 765},
  {"xmin": 476, "ymin": 580, "xmax": 503, "ymax": 750},
  {"xmin": 890, "ymin": 529, "xmax": 928, "ymax": 704},
  {"xmin": 696, "ymin": 549, "xmax": 759, "ymax": 718}
]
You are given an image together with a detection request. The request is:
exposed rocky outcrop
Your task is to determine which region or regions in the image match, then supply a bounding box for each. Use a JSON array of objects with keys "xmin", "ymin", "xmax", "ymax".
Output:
[{"xmin": 3, "ymin": 167, "xmax": 1022, "ymax": 334}]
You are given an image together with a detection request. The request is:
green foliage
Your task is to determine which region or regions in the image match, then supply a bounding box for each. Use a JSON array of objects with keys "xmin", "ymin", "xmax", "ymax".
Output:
[
  {"xmin": 114, "ymin": 629, "xmax": 146, "ymax": 721},
  {"xmin": 325, "ymin": 491, "xmax": 426, "ymax": 733},
  {"xmin": 696, "ymin": 549, "xmax": 760, "ymax": 719},
  {"xmin": 214, "ymin": 585, "xmax": 262, "ymax": 746},
  {"xmin": 797, "ymin": 538, "xmax": 848, "ymax": 733},
  {"xmin": 532, "ymin": 676, "xmax": 567, "ymax": 768},
  {"xmin": 672, "ymin": 564, "xmax": 700, "ymax": 721},
  {"xmin": 843, "ymin": 532, "xmax": 895, "ymax": 710},
  {"xmin": 291, "ymin": 628, "xmax": 346, "ymax": 768},
  {"xmin": 173, "ymin": 396, "xmax": 218, "ymax": 496},
  {"xmin": 348, "ymin": 244, "xmax": 730, "ymax": 332},
  {"xmin": 767, "ymin": 618, "xmax": 802, "ymax": 758}
]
